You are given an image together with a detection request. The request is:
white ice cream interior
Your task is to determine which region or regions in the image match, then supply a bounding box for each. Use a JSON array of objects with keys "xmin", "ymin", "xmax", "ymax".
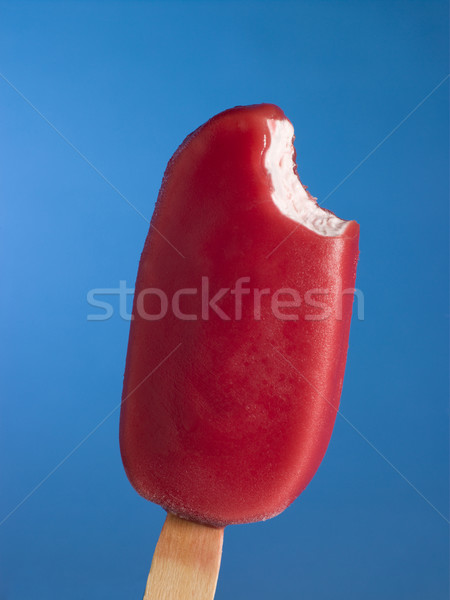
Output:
[{"xmin": 265, "ymin": 119, "xmax": 349, "ymax": 237}]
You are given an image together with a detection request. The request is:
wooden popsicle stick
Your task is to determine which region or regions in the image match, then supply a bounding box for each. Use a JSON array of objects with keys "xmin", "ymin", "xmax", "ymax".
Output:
[{"xmin": 143, "ymin": 512, "xmax": 224, "ymax": 600}]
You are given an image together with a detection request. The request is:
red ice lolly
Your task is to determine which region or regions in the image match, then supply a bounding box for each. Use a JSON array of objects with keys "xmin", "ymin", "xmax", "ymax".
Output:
[{"xmin": 120, "ymin": 104, "xmax": 359, "ymax": 530}]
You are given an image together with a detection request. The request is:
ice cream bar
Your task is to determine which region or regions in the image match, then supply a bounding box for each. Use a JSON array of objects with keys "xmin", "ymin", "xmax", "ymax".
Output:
[{"xmin": 120, "ymin": 104, "xmax": 359, "ymax": 527}]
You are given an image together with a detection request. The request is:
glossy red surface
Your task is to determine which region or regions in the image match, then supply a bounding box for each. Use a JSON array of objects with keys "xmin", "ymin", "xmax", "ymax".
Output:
[{"xmin": 120, "ymin": 104, "xmax": 359, "ymax": 526}]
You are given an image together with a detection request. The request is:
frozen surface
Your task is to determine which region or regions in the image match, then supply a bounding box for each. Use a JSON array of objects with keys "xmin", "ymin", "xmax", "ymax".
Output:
[{"xmin": 265, "ymin": 118, "xmax": 349, "ymax": 237}]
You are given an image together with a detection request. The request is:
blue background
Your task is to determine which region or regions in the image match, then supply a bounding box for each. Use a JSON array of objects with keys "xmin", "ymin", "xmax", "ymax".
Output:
[{"xmin": 1, "ymin": 1, "xmax": 448, "ymax": 598}]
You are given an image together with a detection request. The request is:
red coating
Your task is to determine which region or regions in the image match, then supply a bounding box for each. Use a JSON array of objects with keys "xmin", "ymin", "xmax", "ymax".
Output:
[{"xmin": 120, "ymin": 104, "xmax": 359, "ymax": 526}]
